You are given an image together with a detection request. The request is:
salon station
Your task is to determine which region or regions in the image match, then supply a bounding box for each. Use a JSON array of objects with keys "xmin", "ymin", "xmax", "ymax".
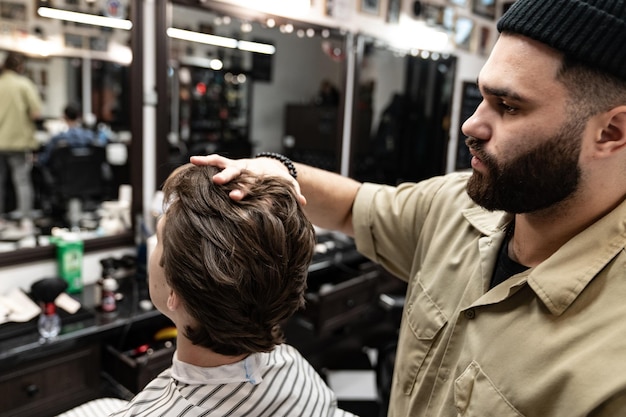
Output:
[{"xmin": 0, "ymin": 0, "xmax": 500, "ymax": 416}]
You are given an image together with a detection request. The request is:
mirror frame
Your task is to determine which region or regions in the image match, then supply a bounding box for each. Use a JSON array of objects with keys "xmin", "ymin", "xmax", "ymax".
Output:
[{"xmin": 0, "ymin": 0, "xmax": 143, "ymax": 268}]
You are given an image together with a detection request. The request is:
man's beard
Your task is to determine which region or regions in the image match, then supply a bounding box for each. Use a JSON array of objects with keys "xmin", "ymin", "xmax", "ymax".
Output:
[{"xmin": 465, "ymin": 121, "xmax": 583, "ymax": 214}]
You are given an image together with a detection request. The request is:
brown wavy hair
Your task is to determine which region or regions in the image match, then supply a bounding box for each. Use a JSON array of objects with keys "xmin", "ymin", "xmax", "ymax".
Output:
[{"xmin": 160, "ymin": 163, "xmax": 315, "ymax": 356}]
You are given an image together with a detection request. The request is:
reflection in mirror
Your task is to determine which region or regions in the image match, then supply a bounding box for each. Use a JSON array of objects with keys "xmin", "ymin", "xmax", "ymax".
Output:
[
  {"xmin": 0, "ymin": 44, "xmax": 132, "ymax": 253},
  {"xmin": 167, "ymin": 3, "xmax": 348, "ymax": 173},
  {"xmin": 351, "ymin": 37, "xmax": 456, "ymax": 185}
]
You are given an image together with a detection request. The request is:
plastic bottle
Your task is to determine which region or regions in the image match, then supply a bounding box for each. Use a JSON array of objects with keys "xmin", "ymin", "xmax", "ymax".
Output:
[
  {"xmin": 101, "ymin": 278, "xmax": 118, "ymax": 312},
  {"xmin": 38, "ymin": 302, "xmax": 61, "ymax": 339},
  {"xmin": 55, "ymin": 233, "xmax": 84, "ymax": 293}
]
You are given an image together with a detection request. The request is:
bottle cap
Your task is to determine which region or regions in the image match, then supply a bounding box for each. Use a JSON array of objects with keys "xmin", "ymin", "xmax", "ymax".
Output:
[{"xmin": 102, "ymin": 278, "xmax": 118, "ymax": 292}]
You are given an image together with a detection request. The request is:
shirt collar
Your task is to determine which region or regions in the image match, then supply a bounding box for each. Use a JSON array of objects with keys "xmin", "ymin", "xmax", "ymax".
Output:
[
  {"xmin": 462, "ymin": 200, "xmax": 626, "ymax": 316},
  {"xmin": 170, "ymin": 351, "xmax": 266, "ymax": 386}
]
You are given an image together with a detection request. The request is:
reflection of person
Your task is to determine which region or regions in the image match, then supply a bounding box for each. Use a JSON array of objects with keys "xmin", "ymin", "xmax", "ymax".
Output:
[
  {"xmin": 0, "ymin": 52, "xmax": 42, "ymax": 227},
  {"xmin": 316, "ymin": 79, "xmax": 340, "ymax": 106},
  {"xmin": 110, "ymin": 164, "xmax": 355, "ymax": 417},
  {"xmin": 38, "ymin": 103, "xmax": 97, "ymax": 166},
  {"xmin": 191, "ymin": 0, "xmax": 626, "ymax": 415}
]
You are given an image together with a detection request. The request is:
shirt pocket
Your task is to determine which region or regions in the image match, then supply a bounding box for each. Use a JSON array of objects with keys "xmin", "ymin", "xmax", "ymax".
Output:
[
  {"xmin": 397, "ymin": 279, "xmax": 447, "ymax": 395},
  {"xmin": 454, "ymin": 361, "xmax": 525, "ymax": 417}
]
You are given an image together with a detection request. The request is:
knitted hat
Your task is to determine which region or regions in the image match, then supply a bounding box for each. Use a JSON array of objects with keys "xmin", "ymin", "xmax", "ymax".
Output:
[{"xmin": 497, "ymin": 0, "xmax": 626, "ymax": 81}]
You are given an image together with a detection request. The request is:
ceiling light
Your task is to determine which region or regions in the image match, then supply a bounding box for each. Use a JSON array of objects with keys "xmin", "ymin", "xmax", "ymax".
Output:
[
  {"xmin": 37, "ymin": 7, "xmax": 132, "ymax": 30},
  {"xmin": 237, "ymin": 40, "xmax": 275, "ymax": 54},
  {"xmin": 167, "ymin": 28, "xmax": 275, "ymax": 55},
  {"xmin": 167, "ymin": 28, "xmax": 238, "ymax": 49}
]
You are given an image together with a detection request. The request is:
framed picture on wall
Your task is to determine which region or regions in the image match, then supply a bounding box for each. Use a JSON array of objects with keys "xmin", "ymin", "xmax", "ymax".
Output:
[
  {"xmin": 89, "ymin": 36, "xmax": 108, "ymax": 52},
  {"xmin": 423, "ymin": 4, "xmax": 445, "ymax": 27},
  {"xmin": 359, "ymin": 0, "xmax": 381, "ymax": 16},
  {"xmin": 454, "ymin": 16, "xmax": 474, "ymax": 50},
  {"xmin": 387, "ymin": 0, "xmax": 401, "ymax": 23},
  {"xmin": 443, "ymin": 6, "xmax": 455, "ymax": 31},
  {"xmin": 64, "ymin": 33, "xmax": 84, "ymax": 49},
  {"xmin": 325, "ymin": 0, "xmax": 334, "ymax": 16},
  {"xmin": 326, "ymin": 0, "xmax": 350, "ymax": 19},
  {"xmin": 477, "ymin": 25, "xmax": 491, "ymax": 56},
  {"xmin": 472, "ymin": 0, "xmax": 495, "ymax": 19},
  {"xmin": 449, "ymin": 0, "xmax": 468, "ymax": 7},
  {"xmin": 0, "ymin": 1, "xmax": 26, "ymax": 21}
]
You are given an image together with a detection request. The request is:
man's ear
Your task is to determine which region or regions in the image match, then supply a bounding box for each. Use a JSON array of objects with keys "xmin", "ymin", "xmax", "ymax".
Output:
[
  {"xmin": 167, "ymin": 290, "xmax": 179, "ymax": 311},
  {"xmin": 598, "ymin": 106, "xmax": 626, "ymax": 153}
]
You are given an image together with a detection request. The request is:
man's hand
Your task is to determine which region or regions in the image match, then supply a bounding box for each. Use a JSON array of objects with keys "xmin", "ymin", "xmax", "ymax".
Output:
[{"xmin": 190, "ymin": 154, "xmax": 306, "ymax": 205}]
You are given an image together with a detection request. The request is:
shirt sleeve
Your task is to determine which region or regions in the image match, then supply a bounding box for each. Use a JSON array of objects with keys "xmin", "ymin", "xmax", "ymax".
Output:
[
  {"xmin": 22, "ymin": 78, "xmax": 43, "ymax": 119},
  {"xmin": 352, "ymin": 172, "xmax": 473, "ymax": 282},
  {"xmin": 589, "ymin": 388, "xmax": 626, "ymax": 417}
]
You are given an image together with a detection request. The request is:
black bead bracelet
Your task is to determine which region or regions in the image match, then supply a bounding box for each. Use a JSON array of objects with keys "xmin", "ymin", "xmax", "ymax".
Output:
[{"xmin": 255, "ymin": 152, "xmax": 298, "ymax": 179}]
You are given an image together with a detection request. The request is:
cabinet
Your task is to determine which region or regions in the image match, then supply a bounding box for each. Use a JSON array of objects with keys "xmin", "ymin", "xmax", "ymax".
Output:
[
  {"xmin": 103, "ymin": 314, "xmax": 176, "ymax": 394},
  {"xmin": 104, "ymin": 342, "xmax": 175, "ymax": 394},
  {"xmin": 0, "ymin": 276, "xmax": 168, "ymax": 417},
  {"xmin": 0, "ymin": 344, "xmax": 100, "ymax": 417},
  {"xmin": 284, "ymin": 104, "xmax": 342, "ymax": 172}
]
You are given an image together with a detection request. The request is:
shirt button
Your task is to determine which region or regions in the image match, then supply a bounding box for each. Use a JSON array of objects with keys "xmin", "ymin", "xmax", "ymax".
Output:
[{"xmin": 464, "ymin": 309, "xmax": 476, "ymax": 319}]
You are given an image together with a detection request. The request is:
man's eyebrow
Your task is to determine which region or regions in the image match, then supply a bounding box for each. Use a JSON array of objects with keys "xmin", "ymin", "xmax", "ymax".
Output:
[{"xmin": 477, "ymin": 80, "xmax": 528, "ymax": 102}]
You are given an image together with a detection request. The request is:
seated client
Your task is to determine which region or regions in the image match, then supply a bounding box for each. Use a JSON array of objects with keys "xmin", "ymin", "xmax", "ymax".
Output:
[
  {"xmin": 38, "ymin": 103, "xmax": 97, "ymax": 166},
  {"xmin": 110, "ymin": 163, "xmax": 356, "ymax": 417}
]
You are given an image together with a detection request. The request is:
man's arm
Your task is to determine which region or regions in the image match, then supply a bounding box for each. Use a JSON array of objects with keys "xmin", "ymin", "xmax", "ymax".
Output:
[
  {"xmin": 190, "ymin": 154, "xmax": 362, "ymax": 236},
  {"xmin": 24, "ymin": 79, "xmax": 43, "ymax": 121}
]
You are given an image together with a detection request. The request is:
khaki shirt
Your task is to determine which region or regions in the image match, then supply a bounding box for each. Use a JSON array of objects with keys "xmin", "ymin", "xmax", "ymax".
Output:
[
  {"xmin": 0, "ymin": 70, "xmax": 42, "ymax": 151},
  {"xmin": 353, "ymin": 172, "xmax": 626, "ymax": 417}
]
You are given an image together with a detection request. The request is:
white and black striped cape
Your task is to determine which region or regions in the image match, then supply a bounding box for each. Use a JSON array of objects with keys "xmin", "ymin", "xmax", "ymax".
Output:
[{"xmin": 109, "ymin": 343, "xmax": 358, "ymax": 417}]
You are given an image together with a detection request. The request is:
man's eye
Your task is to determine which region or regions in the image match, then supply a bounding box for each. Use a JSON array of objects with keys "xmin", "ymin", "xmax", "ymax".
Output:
[{"xmin": 499, "ymin": 102, "xmax": 517, "ymax": 113}]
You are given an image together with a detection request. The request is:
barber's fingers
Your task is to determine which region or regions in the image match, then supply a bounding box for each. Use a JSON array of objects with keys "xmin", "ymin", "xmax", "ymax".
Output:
[
  {"xmin": 190, "ymin": 154, "xmax": 224, "ymax": 166},
  {"xmin": 190, "ymin": 153, "xmax": 242, "ymax": 170},
  {"xmin": 190, "ymin": 154, "xmax": 248, "ymax": 184},
  {"xmin": 189, "ymin": 153, "xmax": 306, "ymax": 205}
]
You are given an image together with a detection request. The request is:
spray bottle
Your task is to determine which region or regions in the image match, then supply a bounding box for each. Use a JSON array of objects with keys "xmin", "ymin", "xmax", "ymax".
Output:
[{"xmin": 31, "ymin": 278, "xmax": 68, "ymax": 340}]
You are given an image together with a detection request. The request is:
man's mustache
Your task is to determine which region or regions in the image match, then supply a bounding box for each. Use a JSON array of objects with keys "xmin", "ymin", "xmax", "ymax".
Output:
[
  {"xmin": 465, "ymin": 137, "xmax": 494, "ymax": 167},
  {"xmin": 465, "ymin": 136, "xmax": 481, "ymax": 152}
]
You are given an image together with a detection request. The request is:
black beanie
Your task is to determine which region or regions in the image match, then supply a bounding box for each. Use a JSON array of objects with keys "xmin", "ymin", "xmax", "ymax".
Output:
[{"xmin": 497, "ymin": 0, "xmax": 626, "ymax": 81}]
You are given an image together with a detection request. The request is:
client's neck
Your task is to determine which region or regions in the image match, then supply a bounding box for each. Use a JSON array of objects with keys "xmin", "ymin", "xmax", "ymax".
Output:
[{"xmin": 176, "ymin": 336, "xmax": 248, "ymax": 367}]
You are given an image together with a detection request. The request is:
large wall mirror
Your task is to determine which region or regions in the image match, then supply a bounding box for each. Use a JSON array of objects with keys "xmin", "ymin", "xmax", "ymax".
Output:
[
  {"xmin": 161, "ymin": 1, "xmax": 455, "ymax": 187},
  {"xmin": 0, "ymin": 0, "xmax": 457, "ymax": 267},
  {"xmin": 158, "ymin": 0, "xmax": 349, "ymax": 184},
  {"xmin": 350, "ymin": 36, "xmax": 457, "ymax": 185},
  {"xmin": 0, "ymin": 0, "xmax": 141, "ymax": 266}
]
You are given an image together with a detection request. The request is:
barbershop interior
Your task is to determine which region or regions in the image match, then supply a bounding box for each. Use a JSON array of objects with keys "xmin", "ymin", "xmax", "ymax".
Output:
[{"xmin": 0, "ymin": 0, "xmax": 501, "ymax": 416}]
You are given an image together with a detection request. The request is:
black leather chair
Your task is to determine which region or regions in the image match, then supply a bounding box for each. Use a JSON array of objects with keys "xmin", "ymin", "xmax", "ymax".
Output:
[{"xmin": 43, "ymin": 144, "xmax": 111, "ymax": 226}]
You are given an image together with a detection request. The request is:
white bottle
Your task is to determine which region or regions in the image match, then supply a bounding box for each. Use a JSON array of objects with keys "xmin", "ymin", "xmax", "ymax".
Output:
[{"xmin": 101, "ymin": 278, "xmax": 118, "ymax": 312}]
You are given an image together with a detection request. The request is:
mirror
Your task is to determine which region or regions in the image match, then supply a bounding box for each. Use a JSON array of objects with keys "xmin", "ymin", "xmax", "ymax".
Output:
[
  {"xmin": 351, "ymin": 37, "xmax": 456, "ymax": 185},
  {"xmin": 164, "ymin": 2, "xmax": 455, "ymax": 186},
  {"xmin": 0, "ymin": 59, "xmax": 132, "ymax": 250},
  {"xmin": 164, "ymin": 2, "xmax": 348, "ymax": 177},
  {"xmin": 0, "ymin": 0, "xmax": 138, "ymax": 265}
]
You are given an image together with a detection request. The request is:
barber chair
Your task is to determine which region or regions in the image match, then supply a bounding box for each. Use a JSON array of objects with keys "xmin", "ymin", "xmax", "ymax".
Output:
[{"xmin": 44, "ymin": 144, "xmax": 110, "ymax": 229}]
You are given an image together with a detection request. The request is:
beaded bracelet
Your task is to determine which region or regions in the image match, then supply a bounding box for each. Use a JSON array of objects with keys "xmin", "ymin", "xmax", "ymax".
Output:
[{"xmin": 255, "ymin": 152, "xmax": 298, "ymax": 179}]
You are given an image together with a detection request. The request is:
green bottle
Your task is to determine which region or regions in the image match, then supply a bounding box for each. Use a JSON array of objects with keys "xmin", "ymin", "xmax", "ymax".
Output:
[{"xmin": 54, "ymin": 235, "xmax": 84, "ymax": 293}]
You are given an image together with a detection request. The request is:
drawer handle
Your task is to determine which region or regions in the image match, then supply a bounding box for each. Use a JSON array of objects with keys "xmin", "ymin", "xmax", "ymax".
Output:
[{"xmin": 25, "ymin": 384, "xmax": 40, "ymax": 397}]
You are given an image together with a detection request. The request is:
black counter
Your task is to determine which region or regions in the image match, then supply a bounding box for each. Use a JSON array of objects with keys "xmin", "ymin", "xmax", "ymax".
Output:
[{"xmin": 0, "ymin": 277, "xmax": 162, "ymax": 370}]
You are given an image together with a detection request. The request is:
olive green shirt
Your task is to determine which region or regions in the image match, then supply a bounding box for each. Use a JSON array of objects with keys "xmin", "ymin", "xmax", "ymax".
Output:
[
  {"xmin": 353, "ymin": 171, "xmax": 626, "ymax": 417},
  {"xmin": 0, "ymin": 70, "xmax": 42, "ymax": 151}
]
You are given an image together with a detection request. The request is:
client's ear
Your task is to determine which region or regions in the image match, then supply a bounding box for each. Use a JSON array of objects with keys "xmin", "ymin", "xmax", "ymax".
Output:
[{"xmin": 167, "ymin": 290, "xmax": 180, "ymax": 311}]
